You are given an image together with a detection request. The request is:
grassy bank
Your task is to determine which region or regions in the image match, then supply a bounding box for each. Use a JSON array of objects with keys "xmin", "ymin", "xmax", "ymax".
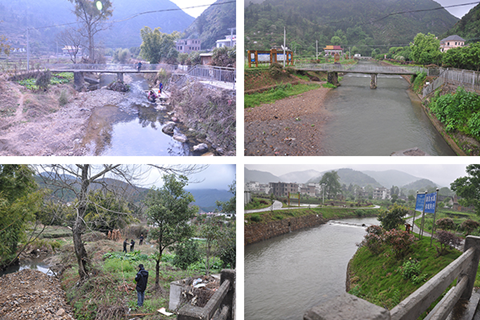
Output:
[
  {"xmin": 60, "ymin": 239, "xmax": 226, "ymax": 320},
  {"xmin": 348, "ymin": 235, "xmax": 463, "ymax": 317},
  {"xmin": 244, "ymin": 83, "xmax": 322, "ymax": 108},
  {"xmin": 412, "ymin": 208, "xmax": 478, "ymax": 235},
  {"xmin": 244, "ymin": 198, "xmax": 272, "ymax": 210},
  {"xmin": 245, "ymin": 206, "xmax": 379, "ymax": 224}
]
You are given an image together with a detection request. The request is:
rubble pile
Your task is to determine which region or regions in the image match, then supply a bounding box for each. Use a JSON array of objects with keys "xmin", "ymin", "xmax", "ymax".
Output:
[
  {"xmin": 182, "ymin": 275, "xmax": 220, "ymax": 308},
  {"xmin": 0, "ymin": 269, "xmax": 75, "ymax": 320}
]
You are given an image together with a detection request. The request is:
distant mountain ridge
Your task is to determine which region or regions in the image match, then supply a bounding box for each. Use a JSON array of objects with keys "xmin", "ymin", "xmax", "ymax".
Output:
[{"xmin": 441, "ymin": 3, "xmax": 480, "ymax": 41}]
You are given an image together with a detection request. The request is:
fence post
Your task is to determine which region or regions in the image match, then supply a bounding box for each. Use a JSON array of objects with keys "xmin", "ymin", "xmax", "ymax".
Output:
[{"xmin": 461, "ymin": 236, "xmax": 480, "ymax": 300}]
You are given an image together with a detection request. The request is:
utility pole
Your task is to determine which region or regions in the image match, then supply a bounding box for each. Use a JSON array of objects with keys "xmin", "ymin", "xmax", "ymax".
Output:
[
  {"xmin": 227, "ymin": 27, "xmax": 236, "ymax": 47},
  {"xmin": 316, "ymin": 40, "xmax": 318, "ymax": 60},
  {"xmin": 27, "ymin": 28, "xmax": 30, "ymax": 71},
  {"xmin": 283, "ymin": 26, "xmax": 286, "ymax": 68}
]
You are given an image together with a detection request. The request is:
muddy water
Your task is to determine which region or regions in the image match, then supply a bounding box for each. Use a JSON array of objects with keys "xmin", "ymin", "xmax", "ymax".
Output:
[
  {"xmin": 321, "ymin": 61, "xmax": 455, "ymax": 156},
  {"xmin": 0, "ymin": 257, "xmax": 53, "ymax": 277},
  {"xmin": 244, "ymin": 217, "xmax": 380, "ymax": 320},
  {"xmin": 83, "ymin": 74, "xmax": 196, "ymax": 156}
]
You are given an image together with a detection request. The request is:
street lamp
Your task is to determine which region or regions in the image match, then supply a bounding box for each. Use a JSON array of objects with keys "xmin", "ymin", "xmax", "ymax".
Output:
[{"xmin": 321, "ymin": 183, "xmax": 326, "ymax": 206}]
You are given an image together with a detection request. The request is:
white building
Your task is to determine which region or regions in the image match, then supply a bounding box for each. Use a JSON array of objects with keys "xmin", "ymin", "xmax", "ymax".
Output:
[{"xmin": 216, "ymin": 35, "xmax": 236, "ymax": 48}]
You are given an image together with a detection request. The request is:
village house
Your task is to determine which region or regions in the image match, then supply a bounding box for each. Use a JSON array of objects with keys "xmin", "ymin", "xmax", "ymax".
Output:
[
  {"xmin": 323, "ymin": 45, "xmax": 343, "ymax": 56},
  {"xmin": 440, "ymin": 35, "xmax": 465, "ymax": 52},
  {"xmin": 216, "ymin": 35, "xmax": 236, "ymax": 48},
  {"xmin": 373, "ymin": 187, "xmax": 391, "ymax": 200},
  {"xmin": 269, "ymin": 182, "xmax": 299, "ymax": 197},
  {"xmin": 176, "ymin": 39, "xmax": 202, "ymax": 54}
]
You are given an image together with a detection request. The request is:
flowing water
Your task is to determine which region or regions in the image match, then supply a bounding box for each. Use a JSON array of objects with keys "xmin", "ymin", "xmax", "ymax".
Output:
[
  {"xmin": 0, "ymin": 257, "xmax": 54, "ymax": 277},
  {"xmin": 82, "ymin": 74, "xmax": 197, "ymax": 156},
  {"xmin": 320, "ymin": 61, "xmax": 456, "ymax": 156},
  {"xmin": 244, "ymin": 217, "xmax": 380, "ymax": 320}
]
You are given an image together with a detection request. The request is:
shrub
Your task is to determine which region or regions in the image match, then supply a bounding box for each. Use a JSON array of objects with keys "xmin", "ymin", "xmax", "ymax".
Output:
[
  {"xmin": 269, "ymin": 63, "xmax": 283, "ymax": 79},
  {"xmin": 58, "ymin": 90, "xmax": 69, "ymax": 106},
  {"xmin": 358, "ymin": 225, "xmax": 385, "ymax": 254},
  {"xmin": 434, "ymin": 230, "xmax": 461, "ymax": 256},
  {"xmin": 436, "ymin": 218, "xmax": 455, "ymax": 231},
  {"xmin": 366, "ymin": 225, "xmax": 383, "ymax": 235},
  {"xmin": 384, "ymin": 229, "xmax": 416, "ymax": 258},
  {"xmin": 402, "ymin": 259, "xmax": 420, "ymax": 280},
  {"xmin": 250, "ymin": 215, "xmax": 262, "ymax": 222},
  {"xmin": 36, "ymin": 70, "xmax": 52, "ymax": 91},
  {"xmin": 173, "ymin": 239, "xmax": 201, "ymax": 270},
  {"xmin": 460, "ymin": 219, "xmax": 480, "ymax": 235},
  {"xmin": 378, "ymin": 204, "xmax": 409, "ymax": 230}
]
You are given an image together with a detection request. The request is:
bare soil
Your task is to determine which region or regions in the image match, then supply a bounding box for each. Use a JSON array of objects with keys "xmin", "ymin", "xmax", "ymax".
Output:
[
  {"xmin": 0, "ymin": 269, "xmax": 75, "ymax": 320},
  {"xmin": 244, "ymin": 86, "xmax": 332, "ymax": 156},
  {"xmin": 0, "ymin": 77, "xmax": 125, "ymax": 156}
]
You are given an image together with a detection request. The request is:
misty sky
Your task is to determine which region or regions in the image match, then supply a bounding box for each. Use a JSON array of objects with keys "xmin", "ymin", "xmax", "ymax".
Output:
[
  {"xmin": 435, "ymin": 0, "xmax": 477, "ymax": 19},
  {"xmin": 245, "ymin": 164, "xmax": 471, "ymax": 188},
  {"xmin": 170, "ymin": 0, "xmax": 217, "ymax": 18}
]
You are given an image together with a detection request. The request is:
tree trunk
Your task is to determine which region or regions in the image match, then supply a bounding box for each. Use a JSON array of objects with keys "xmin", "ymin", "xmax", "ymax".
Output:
[
  {"xmin": 73, "ymin": 218, "xmax": 89, "ymax": 281},
  {"xmin": 155, "ymin": 258, "xmax": 160, "ymax": 287}
]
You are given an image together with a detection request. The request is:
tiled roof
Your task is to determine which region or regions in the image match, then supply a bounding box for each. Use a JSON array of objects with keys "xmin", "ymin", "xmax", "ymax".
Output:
[{"xmin": 441, "ymin": 35, "xmax": 465, "ymax": 42}]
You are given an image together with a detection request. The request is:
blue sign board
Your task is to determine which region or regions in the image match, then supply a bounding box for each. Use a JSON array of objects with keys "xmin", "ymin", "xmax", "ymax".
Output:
[
  {"xmin": 415, "ymin": 194, "xmax": 425, "ymax": 212},
  {"xmin": 424, "ymin": 192, "xmax": 437, "ymax": 213}
]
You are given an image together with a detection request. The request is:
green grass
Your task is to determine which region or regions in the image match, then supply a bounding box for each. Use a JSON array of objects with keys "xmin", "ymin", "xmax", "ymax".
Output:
[
  {"xmin": 412, "ymin": 209, "xmax": 479, "ymax": 234},
  {"xmin": 16, "ymin": 73, "xmax": 73, "ymax": 91},
  {"xmin": 349, "ymin": 235, "xmax": 463, "ymax": 317},
  {"xmin": 245, "ymin": 206, "xmax": 380, "ymax": 224},
  {"xmin": 244, "ymin": 83, "xmax": 321, "ymax": 108},
  {"xmin": 245, "ymin": 197, "xmax": 272, "ymax": 210}
]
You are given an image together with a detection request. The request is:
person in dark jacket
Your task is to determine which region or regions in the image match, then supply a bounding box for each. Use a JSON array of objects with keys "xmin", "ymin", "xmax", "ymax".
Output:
[
  {"xmin": 130, "ymin": 239, "xmax": 135, "ymax": 252},
  {"xmin": 135, "ymin": 264, "xmax": 148, "ymax": 307},
  {"xmin": 123, "ymin": 238, "xmax": 128, "ymax": 253},
  {"xmin": 139, "ymin": 234, "xmax": 144, "ymax": 245}
]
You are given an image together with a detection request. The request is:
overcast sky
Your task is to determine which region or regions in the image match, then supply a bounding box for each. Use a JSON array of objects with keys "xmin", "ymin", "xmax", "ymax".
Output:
[
  {"xmin": 435, "ymin": 0, "xmax": 478, "ymax": 18},
  {"xmin": 245, "ymin": 164, "xmax": 470, "ymax": 188},
  {"xmin": 170, "ymin": 0, "xmax": 218, "ymax": 18}
]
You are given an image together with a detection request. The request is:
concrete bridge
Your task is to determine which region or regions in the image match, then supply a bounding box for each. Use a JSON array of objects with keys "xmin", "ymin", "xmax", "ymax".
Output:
[
  {"xmin": 305, "ymin": 235, "xmax": 480, "ymax": 320},
  {"xmin": 295, "ymin": 63, "xmax": 428, "ymax": 89},
  {"xmin": 43, "ymin": 63, "xmax": 236, "ymax": 90}
]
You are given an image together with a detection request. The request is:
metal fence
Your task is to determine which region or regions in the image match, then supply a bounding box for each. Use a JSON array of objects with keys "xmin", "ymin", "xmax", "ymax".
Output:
[
  {"xmin": 423, "ymin": 68, "xmax": 480, "ymax": 97},
  {"xmin": 187, "ymin": 65, "xmax": 236, "ymax": 83},
  {"xmin": 296, "ymin": 63, "xmax": 428, "ymax": 75}
]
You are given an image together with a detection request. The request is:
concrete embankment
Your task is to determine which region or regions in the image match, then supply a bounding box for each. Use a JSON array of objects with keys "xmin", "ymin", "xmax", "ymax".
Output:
[{"xmin": 244, "ymin": 214, "xmax": 327, "ymax": 245}]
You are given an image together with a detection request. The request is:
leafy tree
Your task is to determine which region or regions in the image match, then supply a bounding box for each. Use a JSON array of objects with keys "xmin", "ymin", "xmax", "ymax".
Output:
[
  {"xmin": 0, "ymin": 34, "xmax": 10, "ymax": 55},
  {"xmin": 68, "ymin": 0, "xmax": 113, "ymax": 62},
  {"xmin": 218, "ymin": 225, "xmax": 236, "ymax": 268},
  {"xmin": 410, "ymin": 33, "xmax": 442, "ymax": 65},
  {"xmin": 56, "ymin": 27, "xmax": 84, "ymax": 64},
  {"xmin": 173, "ymin": 239, "xmax": 200, "ymax": 270},
  {"xmin": 0, "ymin": 165, "xmax": 42, "ymax": 267},
  {"xmin": 145, "ymin": 174, "xmax": 197, "ymax": 288},
  {"xmin": 216, "ymin": 180, "xmax": 236, "ymax": 214},
  {"xmin": 319, "ymin": 171, "xmax": 342, "ymax": 200},
  {"xmin": 112, "ymin": 48, "xmax": 130, "ymax": 64},
  {"xmin": 84, "ymin": 190, "xmax": 134, "ymax": 232},
  {"xmin": 201, "ymin": 222, "xmax": 221, "ymax": 276},
  {"xmin": 451, "ymin": 164, "xmax": 480, "ymax": 215},
  {"xmin": 330, "ymin": 36, "xmax": 342, "ymax": 46},
  {"xmin": 460, "ymin": 219, "xmax": 480, "ymax": 236},
  {"xmin": 434, "ymin": 230, "xmax": 460, "ymax": 256},
  {"xmin": 140, "ymin": 27, "xmax": 180, "ymax": 64},
  {"xmin": 378, "ymin": 204, "xmax": 408, "ymax": 230},
  {"xmin": 436, "ymin": 218, "xmax": 455, "ymax": 231},
  {"xmin": 211, "ymin": 46, "xmax": 236, "ymax": 67}
]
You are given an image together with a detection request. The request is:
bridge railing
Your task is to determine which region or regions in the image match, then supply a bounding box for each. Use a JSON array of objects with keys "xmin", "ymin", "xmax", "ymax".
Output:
[
  {"xmin": 295, "ymin": 63, "xmax": 427, "ymax": 74},
  {"xmin": 42, "ymin": 63, "xmax": 181, "ymax": 72},
  {"xmin": 304, "ymin": 236, "xmax": 480, "ymax": 320},
  {"xmin": 187, "ymin": 65, "xmax": 236, "ymax": 84}
]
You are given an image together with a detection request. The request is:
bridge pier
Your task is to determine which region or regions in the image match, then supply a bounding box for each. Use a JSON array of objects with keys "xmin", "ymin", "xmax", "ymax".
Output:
[
  {"xmin": 327, "ymin": 72, "xmax": 339, "ymax": 86},
  {"xmin": 370, "ymin": 74, "xmax": 377, "ymax": 89},
  {"xmin": 117, "ymin": 72, "xmax": 124, "ymax": 82},
  {"xmin": 73, "ymin": 72, "xmax": 84, "ymax": 91}
]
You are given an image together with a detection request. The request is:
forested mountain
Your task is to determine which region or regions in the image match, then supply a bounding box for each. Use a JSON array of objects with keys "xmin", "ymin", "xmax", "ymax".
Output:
[
  {"xmin": 0, "ymin": 0, "xmax": 194, "ymax": 53},
  {"xmin": 245, "ymin": 0, "xmax": 458, "ymax": 56},
  {"xmin": 441, "ymin": 3, "xmax": 480, "ymax": 42},
  {"xmin": 35, "ymin": 174, "xmax": 229, "ymax": 212},
  {"xmin": 183, "ymin": 0, "xmax": 236, "ymax": 50},
  {"xmin": 363, "ymin": 170, "xmax": 425, "ymax": 189},
  {"xmin": 279, "ymin": 170, "xmax": 322, "ymax": 183},
  {"xmin": 401, "ymin": 179, "xmax": 437, "ymax": 191},
  {"xmin": 308, "ymin": 168, "xmax": 382, "ymax": 187},
  {"xmin": 245, "ymin": 168, "xmax": 281, "ymax": 184}
]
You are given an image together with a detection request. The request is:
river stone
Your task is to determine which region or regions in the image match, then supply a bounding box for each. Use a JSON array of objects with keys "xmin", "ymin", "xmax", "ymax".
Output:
[
  {"xmin": 173, "ymin": 133, "xmax": 188, "ymax": 143},
  {"xmin": 193, "ymin": 143, "xmax": 208, "ymax": 153},
  {"xmin": 162, "ymin": 122, "xmax": 176, "ymax": 135},
  {"xmin": 201, "ymin": 152, "xmax": 215, "ymax": 157}
]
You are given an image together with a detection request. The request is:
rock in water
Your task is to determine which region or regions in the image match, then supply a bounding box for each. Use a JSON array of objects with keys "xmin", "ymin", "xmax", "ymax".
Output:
[
  {"xmin": 193, "ymin": 143, "xmax": 208, "ymax": 153},
  {"xmin": 162, "ymin": 122, "xmax": 176, "ymax": 135},
  {"xmin": 173, "ymin": 133, "xmax": 188, "ymax": 143}
]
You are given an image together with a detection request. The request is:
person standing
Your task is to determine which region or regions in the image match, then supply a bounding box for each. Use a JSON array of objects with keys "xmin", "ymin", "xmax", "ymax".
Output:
[
  {"xmin": 158, "ymin": 82, "xmax": 163, "ymax": 94},
  {"xmin": 130, "ymin": 239, "xmax": 135, "ymax": 252},
  {"xmin": 139, "ymin": 234, "xmax": 144, "ymax": 245},
  {"xmin": 137, "ymin": 61, "xmax": 142, "ymax": 72},
  {"xmin": 135, "ymin": 264, "xmax": 148, "ymax": 307},
  {"xmin": 123, "ymin": 238, "xmax": 128, "ymax": 253}
]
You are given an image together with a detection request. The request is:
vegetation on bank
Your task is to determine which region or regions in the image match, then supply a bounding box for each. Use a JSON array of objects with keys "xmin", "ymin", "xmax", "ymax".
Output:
[
  {"xmin": 244, "ymin": 197, "xmax": 272, "ymax": 210},
  {"xmin": 349, "ymin": 235, "xmax": 462, "ymax": 316},
  {"xmin": 244, "ymin": 82, "xmax": 321, "ymax": 108},
  {"xmin": 412, "ymin": 208, "xmax": 480, "ymax": 236},
  {"xmin": 245, "ymin": 206, "xmax": 379, "ymax": 224},
  {"xmin": 16, "ymin": 72, "xmax": 73, "ymax": 91}
]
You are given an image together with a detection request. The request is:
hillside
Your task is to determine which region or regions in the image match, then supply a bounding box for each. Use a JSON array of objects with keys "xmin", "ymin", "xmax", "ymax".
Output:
[
  {"xmin": 279, "ymin": 170, "xmax": 322, "ymax": 183},
  {"xmin": 402, "ymin": 178, "xmax": 437, "ymax": 191},
  {"xmin": 363, "ymin": 170, "xmax": 423, "ymax": 188},
  {"xmin": 0, "ymin": 0, "xmax": 194, "ymax": 53},
  {"xmin": 308, "ymin": 168, "xmax": 381, "ymax": 187},
  {"xmin": 441, "ymin": 3, "xmax": 480, "ymax": 42},
  {"xmin": 245, "ymin": 0, "xmax": 458, "ymax": 56},
  {"xmin": 245, "ymin": 168, "xmax": 281, "ymax": 184},
  {"xmin": 183, "ymin": 0, "xmax": 236, "ymax": 50}
]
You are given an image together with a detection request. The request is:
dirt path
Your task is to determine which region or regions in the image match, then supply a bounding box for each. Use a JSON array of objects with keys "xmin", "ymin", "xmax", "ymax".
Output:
[
  {"xmin": 0, "ymin": 79, "xmax": 126, "ymax": 156},
  {"xmin": 0, "ymin": 269, "xmax": 75, "ymax": 320},
  {"xmin": 244, "ymin": 86, "xmax": 332, "ymax": 156}
]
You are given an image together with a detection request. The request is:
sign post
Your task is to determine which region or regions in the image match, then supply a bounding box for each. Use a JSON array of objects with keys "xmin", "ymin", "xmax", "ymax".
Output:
[
  {"xmin": 426, "ymin": 189, "xmax": 439, "ymax": 247},
  {"xmin": 415, "ymin": 192, "xmax": 426, "ymax": 238}
]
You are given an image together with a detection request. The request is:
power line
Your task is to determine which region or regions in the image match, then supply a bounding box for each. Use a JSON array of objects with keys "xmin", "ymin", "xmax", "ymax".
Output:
[{"xmin": 27, "ymin": 1, "xmax": 235, "ymax": 31}]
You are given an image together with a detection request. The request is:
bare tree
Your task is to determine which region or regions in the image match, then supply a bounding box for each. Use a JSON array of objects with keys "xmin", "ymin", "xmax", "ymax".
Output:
[
  {"xmin": 68, "ymin": 0, "xmax": 113, "ymax": 62},
  {"xmin": 57, "ymin": 28, "xmax": 84, "ymax": 64},
  {"xmin": 36, "ymin": 164, "xmax": 207, "ymax": 283}
]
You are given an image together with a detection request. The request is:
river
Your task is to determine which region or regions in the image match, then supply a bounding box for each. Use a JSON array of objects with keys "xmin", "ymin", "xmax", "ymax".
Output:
[
  {"xmin": 244, "ymin": 217, "xmax": 380, "ymax": 320},
  {"xmin": 81, "ymin": 74, "xmax": 199, "ymax": 156},
  {"xmin": 320, "ymin": 61, "xmax": 456, "ymax": 156},
  {"xmin": 0, "ymin": 256, "xmax": 54, "ymax": 277}
]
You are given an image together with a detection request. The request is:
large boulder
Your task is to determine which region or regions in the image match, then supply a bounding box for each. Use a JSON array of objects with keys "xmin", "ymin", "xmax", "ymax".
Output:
[{"xmin": 162, "ymin": 122, "xmax": 176, "ymax": 135}]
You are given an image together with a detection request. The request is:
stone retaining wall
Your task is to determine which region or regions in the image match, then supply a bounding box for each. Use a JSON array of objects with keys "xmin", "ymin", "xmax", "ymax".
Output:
[{"xmin": 244, "ymin": 214, "xmax": 327, "ymax": 245}]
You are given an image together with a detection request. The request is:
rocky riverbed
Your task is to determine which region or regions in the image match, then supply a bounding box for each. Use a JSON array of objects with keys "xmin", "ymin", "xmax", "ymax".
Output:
[{"xmin": 0, "ymin": 269, "xmax": 75, "ymax": 319}]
